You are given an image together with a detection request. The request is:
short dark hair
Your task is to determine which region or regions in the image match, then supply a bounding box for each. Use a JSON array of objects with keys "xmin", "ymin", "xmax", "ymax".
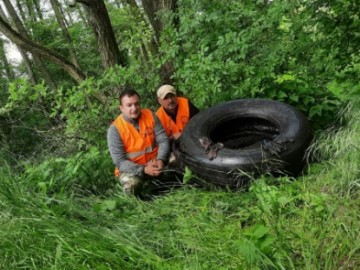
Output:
[{"xmin": 118, "ymin": 85, "xmax": 140, "ymax": 104}]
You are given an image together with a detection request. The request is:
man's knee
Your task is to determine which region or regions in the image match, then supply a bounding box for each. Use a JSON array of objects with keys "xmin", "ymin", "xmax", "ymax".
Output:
[
  {"xmin": 119, "ymin": 173, "xmax": 143, "ymax": 195},
  {"xmin": 168, "ymin": 152, "xmax": 179, "ymax": 168}
]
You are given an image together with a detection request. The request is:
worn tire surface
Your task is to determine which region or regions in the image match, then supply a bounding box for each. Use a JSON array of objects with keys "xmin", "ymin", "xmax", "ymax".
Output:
[{"xmin": 173, "ymin": 98, "xmax": 312, "ymax": 188}]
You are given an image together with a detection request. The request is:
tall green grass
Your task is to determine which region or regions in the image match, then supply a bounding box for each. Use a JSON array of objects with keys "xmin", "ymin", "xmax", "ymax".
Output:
[{"xmin": 0, "ymin": 99, "xmax": 359, "ymax": 269}]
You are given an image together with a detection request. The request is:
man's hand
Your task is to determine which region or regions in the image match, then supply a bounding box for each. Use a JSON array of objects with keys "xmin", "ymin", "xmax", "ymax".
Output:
[{"xmin": 144, "ymin": 159, "xmax": 164, "ymax": 177}]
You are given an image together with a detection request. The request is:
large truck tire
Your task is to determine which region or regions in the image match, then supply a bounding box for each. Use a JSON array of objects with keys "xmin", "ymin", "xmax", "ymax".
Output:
[{"xmin": 173, "ymin": 98, "xmax": 312, "ymax": 188}]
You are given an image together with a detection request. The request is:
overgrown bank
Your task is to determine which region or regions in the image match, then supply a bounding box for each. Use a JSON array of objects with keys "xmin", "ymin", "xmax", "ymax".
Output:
[
  {"xmin": 1, "ymin": 99, "xmax": 359, "ymax": 269},
  {"xmin": 1, "ymin": 0, "xmax": 360, "ymax": 269}
]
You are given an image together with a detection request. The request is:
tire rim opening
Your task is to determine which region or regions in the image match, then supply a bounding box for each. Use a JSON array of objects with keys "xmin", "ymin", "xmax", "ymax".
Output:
[{"xmin": 210, "ymin": 117, "xmax": 280, "ymax": 149}]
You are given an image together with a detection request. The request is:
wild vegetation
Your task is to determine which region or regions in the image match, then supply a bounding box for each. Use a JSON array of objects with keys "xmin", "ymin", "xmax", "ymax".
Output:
[{"xmin": 0, "ymin": 0, "xmax": 359, "ymax": 269}]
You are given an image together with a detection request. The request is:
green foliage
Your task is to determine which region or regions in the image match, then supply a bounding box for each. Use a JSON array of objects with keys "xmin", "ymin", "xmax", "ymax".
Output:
[
  {"xmin": 0, "ymin": 62, "xmax": 162, "ymax": 170},
  {"xmin": 108, "ymin": 4, "xmax": 154, "ymax": 61},
  {"xmin": 4, "ymin": 0, "xmax": 360, "ymax": 164},
  {"xmin": 234, "ymin": 223, "xmax": 277, "ymax": 269},
  {"xmin": 0, "ymin": 169, "xmax": 161, "ymax": 269},
  {"xmin": 67, "ymin": 21, "xmax": 102, "ymax": 76},
  {"xmin": 58, "ymin": 64, "xmax": 160, "ymax": 153},
  {"xmin": 22, "ymin": 146, "xmax": 115, "ymax": 196},
  {"xmin": 158, "ymin": 0, "xmax": 360, "ymax": 129},
  {"xmin": 326, "ymin": 55, "xmax": 360, "ymax": 101},
  {"xmin": 0, "ymin": 78, "xmax": 52, "ymax": 162},
  {"xmin": 2, "ymin": 120, "xmax": 360, "ymax": 269},
  {"xmin": 1, "ymin": 2, "xmax": 360, "ymax": 268}
]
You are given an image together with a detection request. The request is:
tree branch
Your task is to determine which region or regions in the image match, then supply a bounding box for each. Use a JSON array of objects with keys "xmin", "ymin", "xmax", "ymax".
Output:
[
  {"xmin": 0, "ymin": 16, "xmax": 86, "ymax": 83},
  {"xmin": 68, "ymin": 0, "xmax": 91, "ymax": 7}
]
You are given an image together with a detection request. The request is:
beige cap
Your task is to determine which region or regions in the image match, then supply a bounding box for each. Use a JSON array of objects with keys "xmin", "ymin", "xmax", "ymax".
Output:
[{"xmin": 157, "ymin": 84, "xmax": 176, "ymax": 99}]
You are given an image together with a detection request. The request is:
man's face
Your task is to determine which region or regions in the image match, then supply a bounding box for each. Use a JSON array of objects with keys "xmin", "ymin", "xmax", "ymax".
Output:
[
  {"xmin": 158, "ymin": 93, "xmax": 178, "ymax": 113},
  {"xmin": 120, "ymin": 94, "xmax": 141, "ymax": 120}
]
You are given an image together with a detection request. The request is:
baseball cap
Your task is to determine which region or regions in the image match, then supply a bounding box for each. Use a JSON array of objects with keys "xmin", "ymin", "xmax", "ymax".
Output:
[{"xmin": 157, "ymin": 85, "xmax": 176, "ymax": 99}]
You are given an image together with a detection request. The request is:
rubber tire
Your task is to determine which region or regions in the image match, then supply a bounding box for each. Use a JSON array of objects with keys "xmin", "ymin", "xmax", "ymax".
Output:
[{"xmin": 173, "ymin": 98, "xmax": 312, "ymax": 188}]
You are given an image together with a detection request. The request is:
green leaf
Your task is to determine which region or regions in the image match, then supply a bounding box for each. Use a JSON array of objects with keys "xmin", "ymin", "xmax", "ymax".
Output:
[
  {"xmin": 259, "ymin": 235, "xmax": 276, "ymax": 253},
  {"xmin": 278, "ymin": 91, "xmax": 287, "ymax": 99},
  {"xmin": 103, "ymin": 200, "xmax": 117, "ymax": 211},
  {"xmin": 251, "ymin": 224, "xmax": 270, "ymax": 239},
  {"xmin": 234, "ymin": 239, "xmax": 259, "ymax": 263},
  {"xmin": 183, "ymin": 167, "xmax": 193, "ymax": 184},
  {"xmin": 289, "ymin": 95, "xmax": 299, "ymax": 102}
]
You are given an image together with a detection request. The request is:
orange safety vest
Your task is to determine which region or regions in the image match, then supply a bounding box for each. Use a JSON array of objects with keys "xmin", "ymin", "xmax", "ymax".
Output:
[
  {"xmin": 156, "ymin": 97, "xmax": 190, "ymax": 137},
  {"xmin": 112, "ymin": 109, "xmax": 158, "ymax": 176}
]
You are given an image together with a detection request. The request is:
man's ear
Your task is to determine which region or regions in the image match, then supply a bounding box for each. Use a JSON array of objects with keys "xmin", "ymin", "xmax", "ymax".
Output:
[{"xmin": 119, "ymin": 105, "xmax": 122, "ymax": 112}]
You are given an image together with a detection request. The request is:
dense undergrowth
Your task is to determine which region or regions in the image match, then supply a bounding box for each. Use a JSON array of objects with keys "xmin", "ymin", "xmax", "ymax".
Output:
[
  {"xmin": 1, "ymin": 0, "xmax": 360, "ymax": 269},
  {"xmin": 0, "ymin": 98, "xmax": 359, "ymax": 269}
]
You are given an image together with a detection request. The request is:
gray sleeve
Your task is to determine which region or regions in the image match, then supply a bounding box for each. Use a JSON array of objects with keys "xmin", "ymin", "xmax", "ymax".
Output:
[
  {"xmin": 107, "ymin": 125, "xmax": 145, "ymax": 176},
  {"xmin": 152, "ymin": 112, "xmax": 170, "ymax": 162}
]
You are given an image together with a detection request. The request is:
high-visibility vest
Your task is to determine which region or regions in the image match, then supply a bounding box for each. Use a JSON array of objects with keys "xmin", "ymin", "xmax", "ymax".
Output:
[
  {"xmin": 112, "ymin": 109, "xmax": 158, "ymax": 176},
  {"xmin": 156, "ymin": 97, "xmax": 190, "ymax": 137}
]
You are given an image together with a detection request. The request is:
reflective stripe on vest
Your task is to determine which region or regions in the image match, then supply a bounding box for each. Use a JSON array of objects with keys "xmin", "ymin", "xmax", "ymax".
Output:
[
  {"xmin": 126, "ymin": 144, "xmax": 156, "ymax": 159},
  {"xmin": 156, "ymin": 97, "xmax": 190, "ymax": 137},
  {"xmin": 112, "ymin": 109, "xmax": 158, "ymax": 176}
]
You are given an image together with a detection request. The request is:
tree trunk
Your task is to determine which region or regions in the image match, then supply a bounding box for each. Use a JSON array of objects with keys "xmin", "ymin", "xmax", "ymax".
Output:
[
  {"xmin": 122, "ymin": 0, "xmax": 157, "ymax": 55},
  {"xmin": 112, "ymin": 0, "xmax": 122, "ymax": 8},
  {"xmin": 141, "ymin": 0, "xmax": 177, "ymax": 43},
  {"xmin": 33, "ymin": 0, "xmax": 44, "ymax": 20},
  {"xmin": 140, "ymin": 0, "xmax": 178, "ymax": 84},
  {"xmin": 3, "ymin": 0, "xmax": 57, "ymax": 90},
  {"xmin": 120, "ymin": 0, "xmax": 154, "ymax": 65},
  {"xmin": 0, "ymin": 38, "xmax": 14, "ymax": 80},
  {"xmin": 23, "ymin": 0, "xmax": 57, "ymax": 90},
  {"xmin": 75, "ymin": 5, "xmax": 88, "ymax": 26},
  {"xmin": 50, "ymin": 0, "xmax": 80, "ymax": 68},
  {"xmin": 71, "ymin": 0, "xmax": 127, "ymax": 68},
  {"xmin": 25, "ymin": 0, "xmax": 36, "ymax": 22},
  {"xmin": 0, "ymin": 4, "xmax": 36, "ymax": 85},
  {"xmin": 15, "ymin": 0, "xmax": 26, "ymax": 22},
  {"xmin": 0, "ymin": 16, "xmax": 86, "ymax": 83}
]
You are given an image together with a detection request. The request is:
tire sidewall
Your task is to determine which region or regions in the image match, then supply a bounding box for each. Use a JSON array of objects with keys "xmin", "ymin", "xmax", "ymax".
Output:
[{"xmin": 174, "ymin": 98, "xmax": 312, "ymax": 185}]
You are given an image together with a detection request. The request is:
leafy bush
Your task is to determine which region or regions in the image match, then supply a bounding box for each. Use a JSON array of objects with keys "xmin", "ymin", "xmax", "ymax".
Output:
[
  {"xmin": 0, "ymin": 79, "xmax": 53, "ymax": 162},
  {"xmin": 22, "ymin": 147, "xmax": 115, "ymax": 196},
  {"xmin": 158, "ymin": 0, "xmax": 359, "ymax": 129}
]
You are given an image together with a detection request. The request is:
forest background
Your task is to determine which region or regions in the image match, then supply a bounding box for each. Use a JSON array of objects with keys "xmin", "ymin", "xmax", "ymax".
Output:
[{"xmin": 0, "ymin": 0, "xmax": 359, "ymax": 269}]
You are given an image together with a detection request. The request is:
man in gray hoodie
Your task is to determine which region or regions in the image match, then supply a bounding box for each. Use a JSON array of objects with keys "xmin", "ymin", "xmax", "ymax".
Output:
[{"xmin": 107, "ymin": 86, "xmax": 170, "ymax": 195}]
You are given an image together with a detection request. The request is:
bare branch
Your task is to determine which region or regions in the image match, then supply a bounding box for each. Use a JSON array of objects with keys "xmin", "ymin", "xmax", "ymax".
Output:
[{"xmin": 0, "ymin": 16, "xmax": 86, "ymax": 83}]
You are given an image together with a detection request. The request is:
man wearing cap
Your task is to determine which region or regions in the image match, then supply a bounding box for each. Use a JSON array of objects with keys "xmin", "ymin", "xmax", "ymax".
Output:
[
  {"xmin": 107, "ymin": 86, "xmax": 170, "ymax": 196},
  {"xmin": 156, "ymin": 84, "xmax": 199, "ymax": 142}
]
